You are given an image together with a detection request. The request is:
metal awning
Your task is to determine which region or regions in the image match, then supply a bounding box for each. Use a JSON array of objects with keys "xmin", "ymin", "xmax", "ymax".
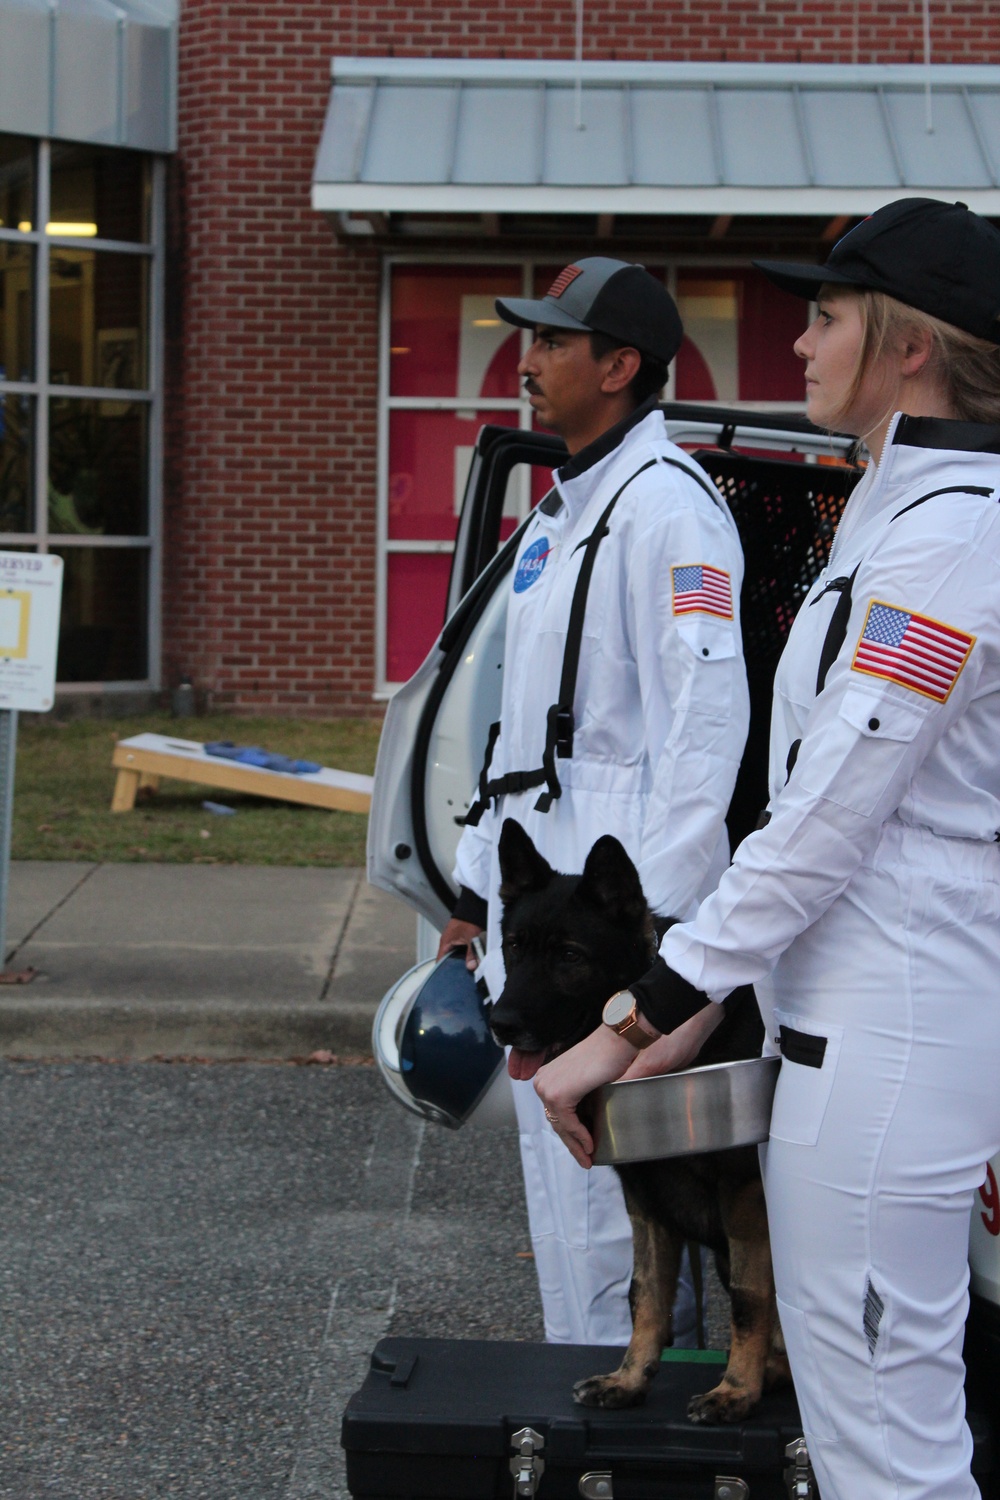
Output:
[
  {"xmin": 0, "ymin": 0, "xmax": 176, "ymax": 153},
  {"xmin": 312, "ymin": 58, "xmax": 1000, "ymax": 219}
]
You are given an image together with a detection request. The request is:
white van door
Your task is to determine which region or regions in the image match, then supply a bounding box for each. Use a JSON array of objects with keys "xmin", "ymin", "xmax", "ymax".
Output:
[{"xmin": 367, "ymin": 424, "xmax": 566, "ymax": 929}]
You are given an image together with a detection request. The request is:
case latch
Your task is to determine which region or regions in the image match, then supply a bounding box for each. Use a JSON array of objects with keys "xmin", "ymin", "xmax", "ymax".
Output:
[
  {"xmin": 510, "ymin": 1426, "xmax": 546, "ymax": 1497},
  {"xmin": 714, "ymin": 1480, "xmax": 749, "ymax": 1499},
  {"xmin": 578, "ymin": 1473, "xmax": 613, "ymax": 1499},
  {"xmin": 785, "ymin": 1437, "xmax": 817, "ymax": 1499}
]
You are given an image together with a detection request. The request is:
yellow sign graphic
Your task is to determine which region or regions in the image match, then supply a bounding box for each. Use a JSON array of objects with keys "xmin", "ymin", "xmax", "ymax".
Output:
[{"xmin": 0, "ymin": 590, "xmax": 31, "ymax": 660}]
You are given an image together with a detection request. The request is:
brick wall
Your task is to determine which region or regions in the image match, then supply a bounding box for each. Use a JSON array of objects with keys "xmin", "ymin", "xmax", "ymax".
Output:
[
  {"xmin": 165, "ymin": 0, "xmax": 997, "ymax": 716},
  {"xmin": 166, "ymin": 1, "xmax": 382, "ymax": 715},
  {"xmin": 341, "ymin": 1, "xmax": 999, "ymax": 65}
]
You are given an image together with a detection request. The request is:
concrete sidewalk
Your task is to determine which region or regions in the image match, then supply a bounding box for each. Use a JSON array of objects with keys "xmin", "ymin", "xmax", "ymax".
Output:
[{"xmin": 0, "ymin": 862, "xmax": 418, "ymax": 1059}]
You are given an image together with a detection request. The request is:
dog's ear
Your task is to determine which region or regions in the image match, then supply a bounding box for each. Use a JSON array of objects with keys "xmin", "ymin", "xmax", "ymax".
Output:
[
  {"xmin": 576, "ymin": 835, "xmax": 648, "ymax": 926},
  {"xmin": 498, "ymin": 818, "xmax": 555, "ymax": 901}
]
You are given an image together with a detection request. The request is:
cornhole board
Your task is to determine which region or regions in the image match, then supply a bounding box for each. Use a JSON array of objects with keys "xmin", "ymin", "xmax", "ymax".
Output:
[{"xmin": 110, "ymin": 732, "xmax": 374, "ymax": 815}]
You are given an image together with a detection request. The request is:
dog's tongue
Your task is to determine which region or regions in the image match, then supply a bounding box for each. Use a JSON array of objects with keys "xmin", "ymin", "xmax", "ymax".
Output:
[{"xmin": 507, "ymin": 1047, "xmax": 545, "ymax": 1081}]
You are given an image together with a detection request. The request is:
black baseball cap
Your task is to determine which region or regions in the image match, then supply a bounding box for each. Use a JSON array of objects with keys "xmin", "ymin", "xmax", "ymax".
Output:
[
  {"xmin": 495, "ymin": 257, "xmax": 684, "ymax": 365},
  {"xmin": 754, "ymin": 197, "xmax": 1000, "ymax": 345}
]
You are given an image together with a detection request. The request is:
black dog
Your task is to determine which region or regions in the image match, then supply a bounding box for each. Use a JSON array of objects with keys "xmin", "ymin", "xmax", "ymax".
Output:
[{"xmin": 489, "ymin": 818, "xmax": 787, "ymax": 1424}]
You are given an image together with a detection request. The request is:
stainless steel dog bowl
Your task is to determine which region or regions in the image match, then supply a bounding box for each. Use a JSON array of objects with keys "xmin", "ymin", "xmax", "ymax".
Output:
[{"xmin": 591, "ymin": 1055, "xmax": 781, "ymax": 1165}]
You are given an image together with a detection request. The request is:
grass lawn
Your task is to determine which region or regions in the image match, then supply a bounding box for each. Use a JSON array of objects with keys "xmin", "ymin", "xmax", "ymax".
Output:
[{"xmin": 12, "ymin": 714, "xmax": 383, "ymax": 865}]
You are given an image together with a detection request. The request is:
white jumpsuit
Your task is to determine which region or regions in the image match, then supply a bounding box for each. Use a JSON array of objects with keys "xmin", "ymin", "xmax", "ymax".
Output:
[
  {"xmin": 662, "ymin": 413, "xmax": 1000, "ymax": 1499},
  {"xmin": 454, "ymin": 403, "xmax": 749, "ymax": 1344}
]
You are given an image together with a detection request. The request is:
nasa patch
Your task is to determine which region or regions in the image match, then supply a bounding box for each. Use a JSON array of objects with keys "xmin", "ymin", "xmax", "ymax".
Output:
[{"xmin": 513, "ymin": 537, "xmax": 553, "ymax": 594}]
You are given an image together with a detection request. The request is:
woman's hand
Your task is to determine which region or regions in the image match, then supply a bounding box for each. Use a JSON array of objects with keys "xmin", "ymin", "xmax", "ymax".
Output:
[
  {"xmin": 620, "ymin": 1002, "xmax": 724, "ymax": 1080},
  {"xmin": 534, "ymin": 1025, "xmax": 641, "ymax": 1169}
]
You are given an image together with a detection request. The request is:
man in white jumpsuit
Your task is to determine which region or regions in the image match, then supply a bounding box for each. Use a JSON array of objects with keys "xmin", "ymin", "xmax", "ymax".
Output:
[{"xmin": 437, "ymin": 257, "xmax": 750, "ymax": 1345}]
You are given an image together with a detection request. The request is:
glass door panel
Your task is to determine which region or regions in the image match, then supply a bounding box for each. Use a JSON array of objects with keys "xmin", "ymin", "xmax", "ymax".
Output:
[
  {"xmin": 53, "ymin": 546, "xmax": 148, "ymax": 681},
  {"xmin": 0, "ymin": 240, "xmax": 32, "ymax": 382},
  {"xmin": 0, "ymin": 393, "xmax": 32, "ymax": 532},
  {"xmin": 390, "ymin": 264, "xmax": 522, "ymax": 398},
  {"xmin": 389, "ymin": 407, "xmax": 520, "ymax": 542},
  {"xmin": 48, "ymin": 397, "xmax": 148, "ymax": 536}
]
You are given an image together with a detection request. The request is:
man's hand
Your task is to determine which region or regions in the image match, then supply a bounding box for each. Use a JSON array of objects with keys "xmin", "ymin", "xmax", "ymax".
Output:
[
  {"xmin": 620, "ymin": 1002, "xmax": 724, "ymax": 1080},
  {"xmin": 534, "ymin": 1025, "xmax": 641, "ymax": 1169},
  {"xmin": 436, "ymin": 918, "xmax": 484, "ymax": 969}
]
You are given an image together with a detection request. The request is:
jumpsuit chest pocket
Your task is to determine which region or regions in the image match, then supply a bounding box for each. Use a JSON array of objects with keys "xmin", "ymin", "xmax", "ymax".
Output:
[{"xmin": 769, "ymin": 1007, "xmax": 845, "ymax": 1147}]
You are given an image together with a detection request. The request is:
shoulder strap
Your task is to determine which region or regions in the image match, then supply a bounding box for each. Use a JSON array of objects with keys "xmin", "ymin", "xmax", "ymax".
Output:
[
  {"xmin": 462, "ymin": 460, "xmax": 656, "ymax": 826},
  {"xmin": 656, "ymin": 453, "xmax": 728, "ymax": 512},
  {"xmin": 552, "ymin": 452, "xmax": 722, "ymax": 725},
  {"xmin": 534, "ymin": 460, "xmax": 657, "ymax": 811},
  {"xmin": 815, "ymin": 564, "xmax": 861, "ymax": 696}
]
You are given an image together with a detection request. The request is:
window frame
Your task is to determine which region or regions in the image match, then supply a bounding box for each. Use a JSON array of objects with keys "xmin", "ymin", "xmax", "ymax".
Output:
[
  {"xmin": 376, "ymin": 249, "xmax": 806, "ymax": 697},
  {"xmin": 0, "ymin": 138, "xmax": 163, "ymax": 692}
]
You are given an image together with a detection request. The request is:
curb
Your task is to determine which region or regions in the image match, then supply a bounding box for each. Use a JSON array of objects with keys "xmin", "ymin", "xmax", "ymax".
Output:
[{"xmin": 0, "ymin": 998, "xmax": 378, "ymax": 1061}]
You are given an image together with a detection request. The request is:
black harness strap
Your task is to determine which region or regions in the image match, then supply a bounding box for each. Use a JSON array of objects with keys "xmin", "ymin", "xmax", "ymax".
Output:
[
  {"xmin": 658, "ymin": 454, "xmax": 731, "ymax": 512},
  {"xmin": 890, "ymin": 484, "xmax": 992, "ymax": 523},
  {"xmin": 534, "ymin": 462, "xmax": 660, "ymax": 810},
  {"xmin": 470, "ymin": 719, "xmax": 503, "ymax": 825},
  {"xmin": 814, "ymin": 564, "xmax": 861, "ymax": 696},
  {"xmin": 462, "ymin": 458, "xmax": 664, "ymax": 826}
]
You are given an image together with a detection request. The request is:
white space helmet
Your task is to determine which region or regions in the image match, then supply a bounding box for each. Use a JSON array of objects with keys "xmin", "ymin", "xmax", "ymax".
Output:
[{"xmin": 372, "ymin": 949, "xmax": 515, "ymax": 1129}]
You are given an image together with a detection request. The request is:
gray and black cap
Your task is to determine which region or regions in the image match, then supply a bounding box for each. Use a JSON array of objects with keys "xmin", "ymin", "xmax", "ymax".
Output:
[
  {"xmin": 754, "ymin": 197, "xmax": 1000, "ymax": 345},
  {"xmin": 495, "ymin": 257, "xmax": 684, "ymax": 365}
]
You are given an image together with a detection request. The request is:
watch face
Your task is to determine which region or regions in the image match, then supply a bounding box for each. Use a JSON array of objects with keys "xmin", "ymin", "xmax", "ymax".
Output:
[{"xmin": 603, "ymin": 990, "xmax": 634, "ymax": 1028}]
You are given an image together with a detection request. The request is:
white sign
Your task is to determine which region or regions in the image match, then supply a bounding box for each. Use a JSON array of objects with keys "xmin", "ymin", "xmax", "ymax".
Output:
[{"xmin": 0, "ymin": 552, "xmax": 63, "ymax": 712}]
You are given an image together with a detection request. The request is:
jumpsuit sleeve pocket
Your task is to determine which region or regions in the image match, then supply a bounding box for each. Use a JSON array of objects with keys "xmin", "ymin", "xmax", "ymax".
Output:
[
  {"xmin": 769, "ymin": 1007, "xmax": 844, "ymax": 1147},
  {"xmin": 797, "ymin": 687, "xmax": 927, "ymax": 816},
  {"xmin": 834, "ymin": 686, "xmax": 926, "ymax": 740},
  {"xmin": 674, "ymin": 619, "xmax": 741, "ymax": 717},
  {"xmin": 675, "ymin": 617, "xmax": 739, "ymax": 663}
]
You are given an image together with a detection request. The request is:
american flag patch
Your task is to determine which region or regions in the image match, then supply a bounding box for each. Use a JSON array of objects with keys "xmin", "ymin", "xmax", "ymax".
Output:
[
  {"xmin": 547, "ymin": 265, "xmax": 583, "ymax": 298},
  {"xmin": 671, "ymin": 564, "xmax": 733, "ymax": 619},
  {"xmin": 851, "ymin": 599, "xmax": 975, "ymax": 702}
]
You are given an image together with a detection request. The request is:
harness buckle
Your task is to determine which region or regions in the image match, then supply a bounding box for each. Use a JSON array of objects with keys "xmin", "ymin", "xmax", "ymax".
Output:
[{"xmin": 552, "ymin": 705, "xmax": 575, "ymax": 758}]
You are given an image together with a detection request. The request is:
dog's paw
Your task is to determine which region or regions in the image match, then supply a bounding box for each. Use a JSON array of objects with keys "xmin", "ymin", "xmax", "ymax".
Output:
[
  {"xmin": 573, "ymin": 1374, "xmax": 647, "ymax": 1410},
  {"xmin": 686, "ymin": 1382, "xmax": 759, "ymax": 1425}
]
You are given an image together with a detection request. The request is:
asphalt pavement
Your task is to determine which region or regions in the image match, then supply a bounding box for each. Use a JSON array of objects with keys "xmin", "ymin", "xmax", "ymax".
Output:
[
  {"xmin": 0, "ymin": 862, "xmax": 417, "ymax": 1059},
  {"xmin": 0, "ymin": 1057, "xmax": 547, "ymax": 1500}
]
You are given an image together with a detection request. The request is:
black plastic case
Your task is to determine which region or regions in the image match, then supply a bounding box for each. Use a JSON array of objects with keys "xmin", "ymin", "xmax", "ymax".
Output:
[
  {"xmin": 344, "ymin": 1338, "xmax": 814, "ymax": 1499},
  {"xmin": 343, "ymin": 1337, "xmax": 996, "ymax": 1500}
]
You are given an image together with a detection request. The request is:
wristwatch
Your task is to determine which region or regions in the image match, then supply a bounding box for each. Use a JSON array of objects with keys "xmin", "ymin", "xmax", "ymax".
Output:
[{"xmin": 602, "ymin": 990, "xmax": 657, "ymax": 1049}]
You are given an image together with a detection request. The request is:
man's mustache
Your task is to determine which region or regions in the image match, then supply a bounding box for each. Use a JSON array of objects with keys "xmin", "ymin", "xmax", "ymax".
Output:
[{"xmin": 523, "ymin": 379, "xmax": 541, "ymax": 396}]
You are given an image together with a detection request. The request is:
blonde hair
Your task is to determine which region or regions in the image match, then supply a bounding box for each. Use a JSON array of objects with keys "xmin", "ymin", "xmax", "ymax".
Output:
[{"xmin": 837, "ymin": 287, "xmax": 1000, "ymax": 428}]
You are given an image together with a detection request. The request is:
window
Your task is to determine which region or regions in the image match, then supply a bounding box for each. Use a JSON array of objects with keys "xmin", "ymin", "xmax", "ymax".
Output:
[
  {"xmin": 675, "ymin": 268, "xmax": 805, "ymax": 404},
  {"xmin": 0, "ymin": 136, "xmax": 160, "ymax": 686},
  {"xmin": 379, "ymin": 255, "xmax": 805, "ymax": 692}
]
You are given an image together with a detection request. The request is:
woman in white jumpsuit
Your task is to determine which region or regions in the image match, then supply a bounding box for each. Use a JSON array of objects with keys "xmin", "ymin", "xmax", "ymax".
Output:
[{"xmin": 536, "ymin": 197, "xmax": 1000, "ymax": 1500}]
